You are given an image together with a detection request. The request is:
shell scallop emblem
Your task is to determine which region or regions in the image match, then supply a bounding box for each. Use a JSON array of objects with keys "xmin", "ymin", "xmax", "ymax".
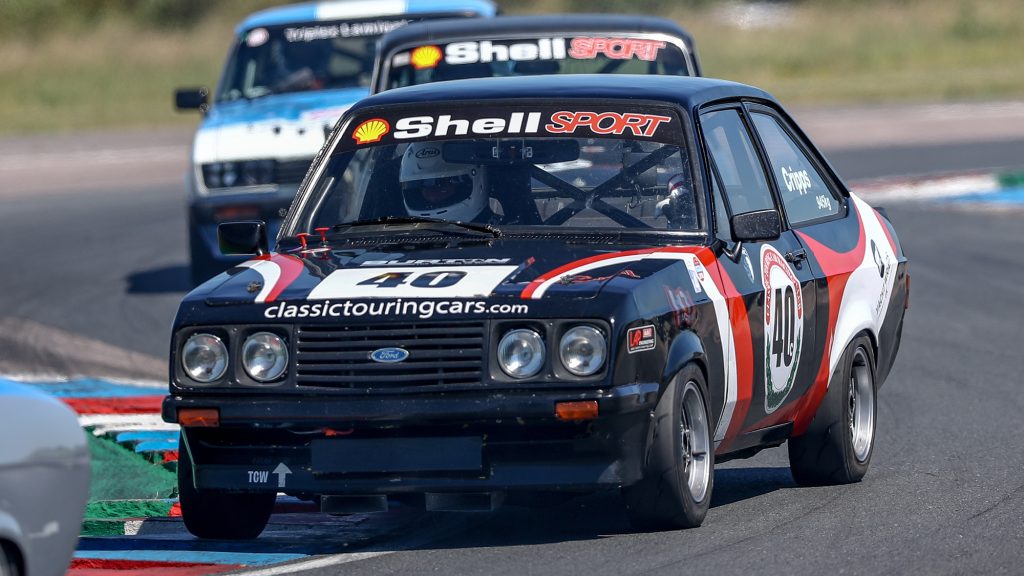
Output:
[
  {"xmin": 411, "ymin": 45, "xmax": 443, "ymax": 70},
  {"xmin": 351, "ymin": 118, "xmax": 390, "ymax": 145}
]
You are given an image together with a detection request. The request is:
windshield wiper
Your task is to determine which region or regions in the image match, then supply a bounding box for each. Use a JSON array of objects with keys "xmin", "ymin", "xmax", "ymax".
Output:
[{"xmin": 332, "ymin": 216, "xmax": 502, "ymax": 238}]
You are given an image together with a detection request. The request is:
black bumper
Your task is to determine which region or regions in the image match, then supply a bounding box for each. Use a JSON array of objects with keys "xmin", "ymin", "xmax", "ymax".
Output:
[{"xmin": 165, "ymin": 383, "xmax": 660, "ymax": 494}]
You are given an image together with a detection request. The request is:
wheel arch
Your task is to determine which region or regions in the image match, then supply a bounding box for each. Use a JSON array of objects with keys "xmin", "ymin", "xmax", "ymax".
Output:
[
  {"xmin": 828, "ymin": 309, "xmax": 879, "ymax": 391},
  {"xmin": 660, "ymin": 330, "xmax": 718, "ymax": 431}
]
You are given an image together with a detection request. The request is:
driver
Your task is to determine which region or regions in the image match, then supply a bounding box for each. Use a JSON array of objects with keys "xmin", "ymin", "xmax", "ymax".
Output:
[
  {"xmin": 657, "ymin": 173, "xmax": 698, "ymax": 230},
  {"xmin": 399, "ymin": 143, "xmax": 496, "ymax": 223}
]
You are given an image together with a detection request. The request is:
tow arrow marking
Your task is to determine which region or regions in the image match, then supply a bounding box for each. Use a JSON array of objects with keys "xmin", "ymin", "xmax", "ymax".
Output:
[{"xmin": 273, "ymin": 462, "xmax": 292, "ymax": 488}]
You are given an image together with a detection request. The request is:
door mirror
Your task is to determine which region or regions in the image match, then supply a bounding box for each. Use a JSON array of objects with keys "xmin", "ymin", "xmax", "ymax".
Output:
[
  {"xmin": 175, "ymin": 87, "xmax": 209, "ymax": 112},
  {"xmin": 219, "ymin": 221, "xmax": 269, "ymax": 256},
  {"xmin": 731, "ymin": 209, "xmax": 781, "ymax": 242}
]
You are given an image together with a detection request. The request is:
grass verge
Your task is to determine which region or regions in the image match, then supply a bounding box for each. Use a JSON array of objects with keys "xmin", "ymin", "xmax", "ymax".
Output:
[{"xmin": 1, "ymin": 0, "xmax": 1023, "ymax": 134}]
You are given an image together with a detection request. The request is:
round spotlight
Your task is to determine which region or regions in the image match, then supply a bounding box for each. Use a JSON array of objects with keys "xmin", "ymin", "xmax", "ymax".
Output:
[
  {"xmin": 497, "ymin": 329, "xmax": 545, "ymax": 379},
  {"xmin": 242, "ymin": 332, "xmax": 288, "ymax": 383},
  {"xmin": 181, "ymin": 333, "xmax": 228, "ymax": 384},
  {"xmin": 560, "ymin": 325, "xmax": 607, "ymax": 377}
]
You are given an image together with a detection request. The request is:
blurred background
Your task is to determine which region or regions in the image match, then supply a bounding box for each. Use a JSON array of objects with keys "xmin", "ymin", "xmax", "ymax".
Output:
[{"xmin": 2, "ymin": 0, "xmax": 1023, "ymax": 133}]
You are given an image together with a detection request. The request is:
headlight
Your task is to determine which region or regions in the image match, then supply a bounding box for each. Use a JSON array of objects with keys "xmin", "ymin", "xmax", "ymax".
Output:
[
  {"xmin": 242, "ymin": 332, "xmax": 289, "ymax": 382},
  {"xmin": 560, "ymin": 325, "xmax": 606, "ymax": 377},
  {"xmin": 201, "ymin": 160, "xmax": 275, "ymax": 189},
  {"xmin": 181, "ymin": 333, "xmax": 228, "ymax": 383},
  {"xmin": 240, "ymin": 160, "xmax": 275, "ymax": 186},
  {"xmin": 497, "ymin": 329, "xmax": 545, "ymax": 379}
]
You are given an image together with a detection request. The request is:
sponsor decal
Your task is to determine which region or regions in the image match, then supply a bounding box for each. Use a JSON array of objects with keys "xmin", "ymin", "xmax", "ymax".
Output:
[
  {"xmin": 414, "ymin": 146, "xmax": 441, "ymax": 159},
  {"xmin": 411, "ymin": 45, "xmax": 443, "ymax": 70},
  {"xmin": 683, "ymin": 255, "xmax": 705, "ymax": 293},
  {"xmin": 781, "ymin": 166, "xmax": 812, "ymax": 196},
  {"xmin": 264, "ymin": 299, "xmax": 529, "ymax": 320},
  {"xmin": 349, "ymin": 108, "xmax": 676, "ymax": 146},
  {"xmin": 627, "ymin": 325, "xmax": 656, "ymax": 353},
  {"xmin": 547, "ymin": 111, "xmax": 671, "ymax": 138},
  {"xmin": 246, "ymin": 27, "xmax": 269, "ymax": 48},
  {"xmin": 444, "ymin": 38, "xmax": 567, "ymax": 65},
  {"xmin": 308, "ymin": 265, "xmax": 518, "ymax": 299},
  {"xmin": 414, "ymin": 38, "xmax": 668, "ymax": 67},
  {"xmin": 392, "ymin": 112, "xmax": 543, "ymax": 139},
  {"xmin": 761, "ymin": 245, "xmax": 804, "ymax": 414},
  {"xmin": 870, "ymin": 239, "xmax": 894, "ymax": 318},
  {"xmin": 369, "ymin": 347, "xmax": 409, "ymax": 363},
  {"xmin": 284, "ymin": 20, "xmax": 410, "ymax": 42},
  {"xmin": 359, "ymin": 257, "xmax": 512, "ymax": 266},
  {"xmin": 352, "ymin": 118, "xmax": 390, "ymax": 145},
  {"xmin": 568, "ymin": 38, "xmax": 666, "ymax": 61}
]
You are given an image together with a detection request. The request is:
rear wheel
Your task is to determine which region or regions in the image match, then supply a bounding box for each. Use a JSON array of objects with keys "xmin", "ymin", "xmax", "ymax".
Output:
[
  {"xmin": 788, "ymin": 334, "xmax": 877, "ymax": 485},
  {"xmin": 178, "ymin": 433, "xmax": 276, "ymax": 539},
  {"xmin": 624, "ymin": 364, "xmax": 714, "ymax": 530}
]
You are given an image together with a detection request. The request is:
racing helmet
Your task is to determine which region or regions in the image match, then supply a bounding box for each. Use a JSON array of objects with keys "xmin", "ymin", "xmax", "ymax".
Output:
[
  {"xmin": 657, "ymin": 173, "xmax": 698, "ymax": 230},
  {"xmin": 399, "ymin": 143, "xmax": 488, "ymax": 221}
]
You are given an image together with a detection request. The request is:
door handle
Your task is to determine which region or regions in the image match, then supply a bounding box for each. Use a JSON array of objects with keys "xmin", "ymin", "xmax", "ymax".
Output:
[{"xmin": 785, "ymin": 248, "xmax": 807, "ymax": 268}]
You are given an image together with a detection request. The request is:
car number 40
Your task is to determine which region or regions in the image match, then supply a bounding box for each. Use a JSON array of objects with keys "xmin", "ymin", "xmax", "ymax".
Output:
[{"xmin": 358, "ymin": 270, "xmax": 466, "ymax": 288}]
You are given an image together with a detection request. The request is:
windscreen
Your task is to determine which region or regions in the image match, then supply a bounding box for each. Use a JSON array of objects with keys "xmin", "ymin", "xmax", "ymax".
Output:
[
  {"xmin": 220, "ymin": 17, "xmax": 429, "ymax": 101},
  {"xmin": 289, "ymin": 104, "xmax": 703, "ymax": 234},
  {"xmin": 382, "ymin": 36, "xmax": 694, "ymax": 92}
]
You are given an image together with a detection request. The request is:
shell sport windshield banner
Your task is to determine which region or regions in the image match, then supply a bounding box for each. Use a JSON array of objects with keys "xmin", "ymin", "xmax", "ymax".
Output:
[
  {"xmin": 340, "ymin": 104, "xmax": 684, "ymax": 151},
  {"xmin": 389, "ymin": 37, "xmax": 686, "ymax": 68}
]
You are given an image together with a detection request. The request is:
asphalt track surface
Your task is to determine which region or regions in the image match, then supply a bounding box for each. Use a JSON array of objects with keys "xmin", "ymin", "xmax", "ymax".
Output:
[{"xmin": 2, "ymin": 105, "xmax": 1024, "ymax": 574}]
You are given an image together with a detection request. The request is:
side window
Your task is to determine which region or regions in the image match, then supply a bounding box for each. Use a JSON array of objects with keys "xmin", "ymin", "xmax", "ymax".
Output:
[
  {"xmin": 709, "ymin": 168, "xmax": 732, "ymax": 242},
  {"xmin": 751, "ymin": 113, "xmax": 840, "ymax": 225},
  {"xmin": 700, "ymin": 109, "xmax": 776, "ymax": 216}
]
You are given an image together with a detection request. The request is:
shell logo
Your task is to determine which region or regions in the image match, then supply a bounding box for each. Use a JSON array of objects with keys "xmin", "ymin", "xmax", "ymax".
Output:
[
  {"xmin": 351, "ymin": 118, "xmax": 390, "ymax": 145},
  {"xmin": 411, "ymin": 45, "xmax": 443, "ymax": 70}
]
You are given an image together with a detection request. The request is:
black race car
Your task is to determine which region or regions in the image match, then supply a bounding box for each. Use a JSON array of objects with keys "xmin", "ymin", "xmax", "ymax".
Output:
[
  {"xmin": 164, "ymin": 75, "xmax": 908, "ymax": 538},
  {"xmin": 369, "ymin": 14, "xmax": 702, "ymax": 95}
]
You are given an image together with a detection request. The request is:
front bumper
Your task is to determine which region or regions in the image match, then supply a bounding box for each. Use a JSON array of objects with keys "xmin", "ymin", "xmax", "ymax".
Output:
[{"xmin": 165, "ymin": 383, "xmax": 660, "ymax": 494}]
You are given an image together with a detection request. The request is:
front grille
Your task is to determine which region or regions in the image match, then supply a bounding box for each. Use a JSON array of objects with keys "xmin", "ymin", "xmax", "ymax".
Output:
[
  {"xmin": 274, "ymin": 159, "xmax": 312, "ymax": 185},
  {"xmin": 295, "ymin": 322, "xmax": 487, "ymax": 389}
]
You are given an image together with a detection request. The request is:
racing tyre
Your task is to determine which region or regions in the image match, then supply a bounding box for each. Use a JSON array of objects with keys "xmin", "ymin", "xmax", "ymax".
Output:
[
  {"xmin": 624, "ymin": 364, "xmax": 714, "ymax": 530},
  {"xmin": 788, "ymin": 334, "xmax": 877, "ymax": 486},
  {"xmin": 178, "ymin": 433, "xmax": 275, "ymax": 539}
]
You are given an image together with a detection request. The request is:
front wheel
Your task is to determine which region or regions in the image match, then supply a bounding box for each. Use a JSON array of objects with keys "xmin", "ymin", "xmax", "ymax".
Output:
[
  {"xmin": 788, "ymin": 334, "xmax": 877, "ymax": 485},
  {"xmin": 624, "ymin": 364, "xmax": 714, "ymax": 530},
  {"xmin": 178, "ymin": 433, "xmax": 276, "ymax": 539}
]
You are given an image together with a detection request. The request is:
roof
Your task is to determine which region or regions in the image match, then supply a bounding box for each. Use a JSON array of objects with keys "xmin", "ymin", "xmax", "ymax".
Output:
[
  {"xmin": 237, "ymin": 0, "xmax": 498, "ymax": 33},
  {"xmin": 377, "ymin": 14, "xmax": 697, "ymax": 53},
  {"xmin": 349, "ymin": 74, "xmax": 775, "ymax": 115}
]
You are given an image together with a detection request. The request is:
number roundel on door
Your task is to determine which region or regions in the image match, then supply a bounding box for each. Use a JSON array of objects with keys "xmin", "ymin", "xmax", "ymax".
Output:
[{"xmin": 761, "ymin": 244, "xmax": 804, "ymax": 414}]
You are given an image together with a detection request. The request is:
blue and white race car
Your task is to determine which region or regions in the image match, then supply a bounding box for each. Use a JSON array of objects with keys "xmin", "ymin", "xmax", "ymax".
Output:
[{"xmin": 175, "ymin": 0, "xmax": 498, "ymax": 286}]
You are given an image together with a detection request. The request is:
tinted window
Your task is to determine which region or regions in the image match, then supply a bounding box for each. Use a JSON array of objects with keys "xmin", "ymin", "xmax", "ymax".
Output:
[
  {"xmin": 751, "ymin": 113, "xmax": 840, "ymax": 225},
  {"xmin": 288, "ymin": 105, "xmax": 700, "ymax": 234},
  {"xmin": 700, "ymin": 109, "xmax": 775, "ymax": 215}
]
